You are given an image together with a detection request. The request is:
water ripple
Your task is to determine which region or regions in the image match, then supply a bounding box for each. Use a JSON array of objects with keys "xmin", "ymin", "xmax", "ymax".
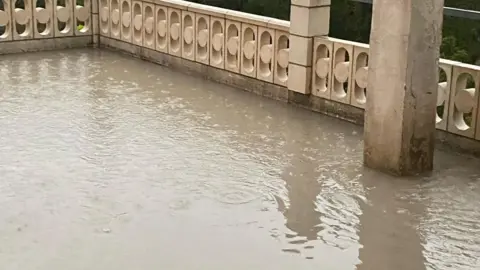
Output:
[{"xmin": 0, "ymin": 49, "xmax": 480, "ymax": 270}]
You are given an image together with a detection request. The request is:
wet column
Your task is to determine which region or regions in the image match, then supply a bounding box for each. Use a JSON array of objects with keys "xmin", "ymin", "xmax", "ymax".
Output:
[
  {"xmin": 364, "ymin": 0, "xmax": 444, "ymax": 175},
  {"xmin": 288, "ymin": 0, "xmax": 330, "ymax": 94}
]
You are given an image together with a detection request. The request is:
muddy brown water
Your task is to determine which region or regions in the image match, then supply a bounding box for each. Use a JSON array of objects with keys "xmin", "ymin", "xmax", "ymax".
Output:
[{"xmin": 0, "ymin": 49, "xmax": 479, "ymax": 270}]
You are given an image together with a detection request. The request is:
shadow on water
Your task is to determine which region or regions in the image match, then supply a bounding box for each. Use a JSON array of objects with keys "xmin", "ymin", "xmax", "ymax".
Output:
[
  {"xmin": 275, "ymin": 142, "xmax": 323, "ymax": 254},
  {"xmin": 356, "ymin": 169, "xmax": 427, "ymax": 270},
  {"xmin": 273, "ymin": 114, "xmax": 364, "ymax": 262},
  {"xmin": 278, "ymin": 159, "xmax": 322, "ymax": 243},
  {"xmin": 357, "ymin": 150, "xmax": 480, "ymax": 270}
]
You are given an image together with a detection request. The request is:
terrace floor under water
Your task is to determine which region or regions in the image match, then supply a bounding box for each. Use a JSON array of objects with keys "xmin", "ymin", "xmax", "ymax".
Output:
[{"xmin": 1, "ymin": 49, "xmax": 480, "ymax": 270}]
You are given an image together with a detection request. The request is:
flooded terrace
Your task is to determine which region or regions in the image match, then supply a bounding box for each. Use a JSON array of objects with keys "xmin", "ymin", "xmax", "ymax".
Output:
[{"xmin": 0, "ymin": 49, "xmax": 479, "ymax": 270}]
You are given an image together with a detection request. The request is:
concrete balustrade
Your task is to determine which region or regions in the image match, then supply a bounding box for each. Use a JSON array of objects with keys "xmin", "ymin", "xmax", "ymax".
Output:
[
  {"xmin": 0, "ymin": 0, "xmax": 94, "ymax": 53},
  {"xmin": 98, "ymin": 0, "xmax": 291, "ymax": 87},
  {"xmin": 311, "ymin": 37, "xmax": 480, "ymax": 141}
]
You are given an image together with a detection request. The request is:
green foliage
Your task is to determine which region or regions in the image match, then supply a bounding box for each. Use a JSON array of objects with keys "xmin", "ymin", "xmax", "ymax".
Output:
[
  {"xmin": 189, "ymin": 0, "xmax": 479, "ymax": 65},
  {"xmin": 190, "ymin": 0, "xmax": 289, "ymax": 19},
  {"xmin": 10, "ymin": 0, "xmax": 83, "ymax": 9},
  {"xmin": 441, "ymin": 36, "xmax": 470, "ymax": 63}
]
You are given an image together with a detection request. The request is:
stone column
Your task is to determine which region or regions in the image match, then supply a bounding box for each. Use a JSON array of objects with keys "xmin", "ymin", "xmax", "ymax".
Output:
[
  {"xmin": 288, "ymin": 0, "xmax": 330, "ymax": 94},
  {"xmin": 364, "ymin": 0, "xmax": 445, "ymax": 175}
]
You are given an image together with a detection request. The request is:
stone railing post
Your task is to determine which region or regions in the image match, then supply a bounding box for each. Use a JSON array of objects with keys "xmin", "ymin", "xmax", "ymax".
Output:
[
  {"xmin": 364, "ymin": 0, "xmax": 445, "ymax": 175},
  {"xmin": 288, "ymin": 0, "xmax": 330, "ymax": 94},
  {"xmin": 92, "ymin": 0, "xmax": 100, "ymax": 46}
]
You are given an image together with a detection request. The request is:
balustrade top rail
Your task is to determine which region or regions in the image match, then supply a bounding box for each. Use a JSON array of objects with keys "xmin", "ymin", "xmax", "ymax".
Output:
[{"xmin": 350, "ymin": 0, "xmax": 480, "ymax": 20}]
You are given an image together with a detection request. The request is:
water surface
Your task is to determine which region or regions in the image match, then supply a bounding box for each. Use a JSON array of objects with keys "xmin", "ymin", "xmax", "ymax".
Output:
[{"xmin": 0, "ymin": 49, "xmax": 479, "ymax": 270}]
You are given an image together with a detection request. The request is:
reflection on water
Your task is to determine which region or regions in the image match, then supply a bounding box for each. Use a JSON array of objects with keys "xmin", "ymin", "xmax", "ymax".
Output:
[
  {"xmin": 357, "ymin": 171, "xmax": 427, "ymax": 270},
  {"xmin": 0, "ymin": 49, "xmax": 479, "ymax": 270}
]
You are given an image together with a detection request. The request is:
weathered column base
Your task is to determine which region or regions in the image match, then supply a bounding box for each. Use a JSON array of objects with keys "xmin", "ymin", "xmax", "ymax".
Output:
[
  {"xmin": 364, "ymin": 0, "xmax": 444, "ymax": 176},
  {"xmin": 364, "ymin": 142, "xmax": 435, "ymax": 177}
]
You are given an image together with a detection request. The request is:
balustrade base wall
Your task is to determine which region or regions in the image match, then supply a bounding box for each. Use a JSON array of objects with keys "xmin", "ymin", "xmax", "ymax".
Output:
[
  {"xmin": 0, "ymin": 36, "xmax": 93, "ymax": 55},
  {"xmin": 99, "ymin": 36, "xmax": 288, "ymax": 102}
]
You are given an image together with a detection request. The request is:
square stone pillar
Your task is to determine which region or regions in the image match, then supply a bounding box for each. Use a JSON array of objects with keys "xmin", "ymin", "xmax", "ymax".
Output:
[
  {"xmin": 364, "ymin": 0, "xmax": 445, "ymax": 175},
  {"xmin": 288, "ymin": 0, "xmax": 330, "ymax": 94}
]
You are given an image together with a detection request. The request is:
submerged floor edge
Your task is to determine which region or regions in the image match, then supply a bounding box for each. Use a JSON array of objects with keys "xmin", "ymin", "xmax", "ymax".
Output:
[{"xmin": 97, "ymin": 37, "xmax": 480, "ymax": 159}]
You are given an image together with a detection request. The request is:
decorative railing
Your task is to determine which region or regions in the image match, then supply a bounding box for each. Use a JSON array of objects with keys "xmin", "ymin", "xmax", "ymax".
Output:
[
  {"xmin": 98, "ymin": 0, "xmax": 480, "ymax": 141},
  {"xmin": 312, "ymin": 37, "xmax": 480, "ymax": 139},
  {"xmin": 0, "ymin": 0, "xmax": 92, "ymax": 42},
  {"xmin": 99, "ymin": 0, "xmax": 290, "ymax": 87}
]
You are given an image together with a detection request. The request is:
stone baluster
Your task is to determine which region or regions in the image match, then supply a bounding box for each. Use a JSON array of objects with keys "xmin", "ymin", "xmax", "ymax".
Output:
[
  {"xmin": 34, "ymin": 0, "xmax": 54, "ymax": 38},
  {"xmin": 195, "ymin": 13, "xmax": 209, "ymax": 65},
  {"xmin": 181, "ymin": 10, "xmax": 195, "ymax": 60},
  {"xmin": 74, "ymin": 0, "xmax": 91, "ymax": 35},
  {"xmin": 447, "ymin": 64, "xmax": 480, "ymax": 139},
  {"xmin": 257, "ymin": 27, "xmax": 275, "ymax": 83},
  {"xmin": 155, "ymin": 6, "xmax": 168, "ymax": 53},
  {"xmin": 168, "ymin": 7, "xmax": 181, "ymax": 57},
  {"xmin": 0, "ymin": 0, "xmax": 12, "ymax": 41},
  {"xmin": 132, "ymin": 1, "xmax": 143, "ymax": 46},
  {"xmin": 143, "ymin": 3, "xmax": 155, "ymax": 49},
  {"xmin": 13, "ymin": 0, "xmax": 34, "ymax": 40}
]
